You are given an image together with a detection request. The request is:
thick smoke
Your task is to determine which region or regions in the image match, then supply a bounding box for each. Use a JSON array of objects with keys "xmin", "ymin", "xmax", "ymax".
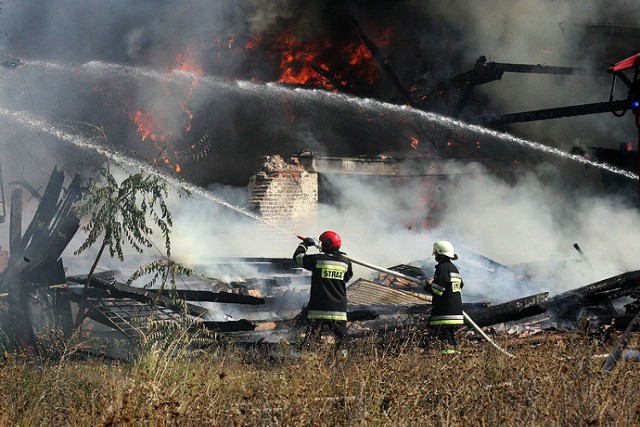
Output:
[
  {"xmin": 0, "ymin": 1, "xmax": 638, "ymax": 305},
  {"xmin": 2, "ymin": 0, "xmax": 638, "ymax": 173},
  {"xmin": 162, "ymin": 152, "xmax": 640, "ymax": 303},
  {"xmin": 420, "ymin": 0, "xmax": 640, "ymax": 148}
]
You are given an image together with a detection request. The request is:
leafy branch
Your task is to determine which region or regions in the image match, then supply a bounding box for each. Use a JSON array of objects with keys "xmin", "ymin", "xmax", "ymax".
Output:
[{"xmin": 73, "ymin": 162, "xmax": 194, "ymax": 328}]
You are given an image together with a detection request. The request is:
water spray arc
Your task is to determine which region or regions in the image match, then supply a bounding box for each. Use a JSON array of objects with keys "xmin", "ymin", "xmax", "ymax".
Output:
[
  {"xmin": 17, "ymin": 59, "xmax": 640, "ymax": 181},
  {"xmin": 0, "ymin": 108, "xmax": 294, "ymax": 236}
]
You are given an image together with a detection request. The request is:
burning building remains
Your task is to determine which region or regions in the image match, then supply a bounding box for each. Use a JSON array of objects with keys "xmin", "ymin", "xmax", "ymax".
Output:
[
  {"xmin": 0, "ymin": 158, "xmax": 638, "ymax": 360},
  {"xmin": 0, "ymin": 1, "xmax": 639, "ymax": 359}
]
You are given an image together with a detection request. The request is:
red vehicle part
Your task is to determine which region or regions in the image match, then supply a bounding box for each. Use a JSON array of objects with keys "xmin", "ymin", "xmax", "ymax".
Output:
[
  {"xmin": 609, "ymin": 53, "xmax": 640, "ymax": 202},
  {"xmin": 609, "ymin": 53, "xmax": 640, "ymax": 73}
]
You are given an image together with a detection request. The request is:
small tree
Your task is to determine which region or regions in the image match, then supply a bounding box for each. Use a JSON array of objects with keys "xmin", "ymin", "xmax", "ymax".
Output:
[{"xmin": 74, "ymin": 162, "xmax": 194, "ymax": 329}]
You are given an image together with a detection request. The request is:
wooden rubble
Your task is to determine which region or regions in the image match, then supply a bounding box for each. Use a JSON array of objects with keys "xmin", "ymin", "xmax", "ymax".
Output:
[
  {"xmin": 0, "ymin": 168, "xmax": 270, "ymax": 357},
  {"xmin": 0, "ymin": 169, "xmax": 638, "ymax": 361},
  {"xmin": 0, "ymin": 167, "xmax": 80, "ymax": 353}
]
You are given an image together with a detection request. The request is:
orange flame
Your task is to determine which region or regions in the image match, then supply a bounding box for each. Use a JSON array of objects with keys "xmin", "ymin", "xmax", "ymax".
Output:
[
  {"xmin": 340, "ymin": 39, "xmax": 378, "ymax": 85},
  {"xmin": 129, "ymin": 110, "xmax": 171, "ymax": 142},
  {"xmin": 174, "ymin": 50, "xmax": 204, "ymax": 75},
  {"xmin": 273, "ymin": 31, "xmax": 335, "ymax": 87},
  {"xmin": 270, "ymin": 29, "xmax": 381, "ymax": 89},
  {"xmin": 126, "ymin": 47, "xmax": 205, "ymax": 174},
  {"xmin": 245, "ymin": 35, "xmax": 263, "ymax": 50},
  {"xmin": 172, "ymin": 48, "xmax": 203, "ymax": 134},
  {"xmin": 410, "ymin": 136, "xmax": 420, "ymax": 149}
]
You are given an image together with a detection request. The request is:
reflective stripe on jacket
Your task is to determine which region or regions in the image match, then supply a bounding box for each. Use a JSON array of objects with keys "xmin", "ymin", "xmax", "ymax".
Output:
[
  {"xmin": 293, "ymin": 243, "xmax": 353, "ymax": 319},
  {"xmin": 428, "ymin": 259, "xmax": 464, "ymax": 327}
]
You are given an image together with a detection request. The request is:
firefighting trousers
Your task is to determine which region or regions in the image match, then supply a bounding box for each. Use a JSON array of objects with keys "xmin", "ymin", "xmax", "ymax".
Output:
[
  {"xmin": 425, "ymin": 325, "xmax": 459, "ymax": 349},
  {"xmin": 303, "ymin": 319, "xmax": 347, "ymax": 350}
]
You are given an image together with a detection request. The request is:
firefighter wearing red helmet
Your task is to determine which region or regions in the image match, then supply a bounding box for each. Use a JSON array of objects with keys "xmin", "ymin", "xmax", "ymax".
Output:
[
  {"xmin": 424, "ymin": 240, "xmax": 464, "ymax": 354},
  {"xmin": 294, "ymin": 231, "xmax": 353, "ymax": 353}
]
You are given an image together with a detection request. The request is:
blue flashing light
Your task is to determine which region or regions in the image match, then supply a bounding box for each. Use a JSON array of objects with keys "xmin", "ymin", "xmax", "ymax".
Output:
[{"xmin": 633, "ymin": 101, "xmax": 640, "ymax": 109}]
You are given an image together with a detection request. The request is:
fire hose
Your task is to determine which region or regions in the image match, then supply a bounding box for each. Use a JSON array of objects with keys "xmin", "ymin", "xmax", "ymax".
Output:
[{"xmin": 297, "ymin": 236, "xmax": 515, "ymax": 358}]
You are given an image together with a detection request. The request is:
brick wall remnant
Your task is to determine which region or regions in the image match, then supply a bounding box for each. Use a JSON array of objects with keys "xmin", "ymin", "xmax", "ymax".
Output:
[{"xmin": 248, "ymin": 155, "xmax": 318, "ymax": 221}]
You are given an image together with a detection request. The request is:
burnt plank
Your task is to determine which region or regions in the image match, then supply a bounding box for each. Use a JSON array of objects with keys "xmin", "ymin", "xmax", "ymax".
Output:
[
  {"xmin": 465, "ymin": 292, "xmax": 549, "ymax": 327},
  {"xmin": 9, "ymin": 187, "xmax": 22, "ymax": 257},
  {"xmin": 602, "ymin": 308, "xmax": 640, "ymax": 372},
  {"xmin": 346, "ymin": 302, "xmax": 491, "ymax": 322},
  {"xmin": 201, "ymin": 319, "xmax": 256, "ymax": 332},
  {"xmin": 20, "ymin": 167, "xmax": 65, "ymax": 251},
  {"xmin": 158, "ymin": 289, "xmax": 265, "ymax": 305},
  {"xmin": 544, "ymin": 270, "xmax": 640, "ymax": 325},
  {"xmin": 347, "ymin": 304, "xmax": 429, "ymax": 321},
  {"xmin": 23, "ymin": 173, "xmax": 81, "ymax": 269},
  {"xmin": 67, "ymin": 271, "xmax": 208, "ymax": 318}
]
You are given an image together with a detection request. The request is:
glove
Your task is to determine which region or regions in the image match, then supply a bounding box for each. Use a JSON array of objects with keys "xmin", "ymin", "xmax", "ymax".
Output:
[{"xmin": 303, "ymin": 237, "xmax": 320, "ymax": 248}]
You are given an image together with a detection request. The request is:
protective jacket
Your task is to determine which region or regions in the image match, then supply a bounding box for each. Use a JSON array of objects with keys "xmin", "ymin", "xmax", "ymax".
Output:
[
  {"xmin": 293, "ymin": 243, "xmax": 353, "ymax": 321},
  {"xmin": 427, "ymin": 259, "xmax": 464, "ymax": 326}
]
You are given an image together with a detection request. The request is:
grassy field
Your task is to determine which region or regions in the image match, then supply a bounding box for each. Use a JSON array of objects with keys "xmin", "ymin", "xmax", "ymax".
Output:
[{"xmin": 0, "ymin": 331, "xmax": 638, "ymax": 425}]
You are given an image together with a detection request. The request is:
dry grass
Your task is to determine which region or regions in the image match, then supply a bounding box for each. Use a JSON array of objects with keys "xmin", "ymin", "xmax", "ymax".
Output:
[{"xmin": 0, "ymin": 331, "xmax": 638, "ymax": 426}]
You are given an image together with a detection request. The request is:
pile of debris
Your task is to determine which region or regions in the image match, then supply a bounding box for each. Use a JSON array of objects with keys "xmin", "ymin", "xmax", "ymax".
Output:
[{"xmin": 0, "ymin": 168, "xmax": 639, "ymax": 363}]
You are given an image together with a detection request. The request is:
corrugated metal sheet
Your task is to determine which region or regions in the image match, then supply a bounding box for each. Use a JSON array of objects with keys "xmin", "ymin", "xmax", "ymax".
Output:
[{"xmin": 347, "ymin": 279, "xmax": 431, "ymax": 306}]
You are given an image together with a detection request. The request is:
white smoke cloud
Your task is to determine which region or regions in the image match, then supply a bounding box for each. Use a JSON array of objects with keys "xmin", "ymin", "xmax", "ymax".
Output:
[{"xmin": 182, "ymin": 157, "xmax": 638, "ymax": 301}]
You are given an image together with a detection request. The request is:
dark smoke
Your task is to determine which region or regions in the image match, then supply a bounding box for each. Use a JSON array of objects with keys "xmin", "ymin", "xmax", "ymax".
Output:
[{"xmin": 1, "ymin": 0, "xmax": 638, "ymax": 188}]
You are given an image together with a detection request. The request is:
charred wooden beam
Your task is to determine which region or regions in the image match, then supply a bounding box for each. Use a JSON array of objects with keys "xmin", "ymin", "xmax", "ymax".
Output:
[
  {"xmin": 158, "ymin": 289, "xmax": 265, "ymax": 305},
  {"xmin": 544, "ymin": 270, "xmax": 640, "ymax": 326},
  {"xmin": 0, "ymin": 168, "xmax": 81, "ymax": 352},
  {"xmin": 345, "ymin": 294, "xmax": 542, "ymax": 331},
  {"xmin": 412, "ymin": 56, "xmax": 592, "ymax": 100},
  {"xmin": 8, "ymin": 177, "xmax": 42, "ymax": 202},
  {"xmin": 201, "ymin": 319, "xmax": 256, "ymax": 332},
  {"xmin": 23, "ymin": 173, "xmax": 81, "ymax": 268},
  {"xmin": 463, "ymin": 292, "xmax": 549, "ymax": 327},
  {"xmin": 66, "ymin": 271, "xmax": 209, "ymax": 319},
  {"xmin": 8, "ymin": 187, "xmax": 22, "ymax": 258},
  {"xmin": 339, "ymin": 7, "xmax": 413, "ymax": 104},
  {"xmin": 602, "ymin": 308, "xmax": 640, "ymax": 372},
  {"xmin": 20, "ymin": 168, "xmax": 66, "ymax": 253},
  {"xmin": 346, "ymin": 301, "xmax": 492, "ymax": 322},
  {"xmin": 347, "ymin": 303, "xmax": 428, "ymax": 322}
]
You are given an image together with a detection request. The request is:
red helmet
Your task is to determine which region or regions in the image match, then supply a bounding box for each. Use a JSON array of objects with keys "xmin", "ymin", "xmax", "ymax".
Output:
[{"xmin": 319, "ymin": 231, "xmax": 341, "ymax": 251}]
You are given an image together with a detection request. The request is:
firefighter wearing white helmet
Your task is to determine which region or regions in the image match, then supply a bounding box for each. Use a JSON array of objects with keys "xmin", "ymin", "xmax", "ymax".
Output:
[
  {"xmin": 424, "ymin": 240, "xmax": 464, "ymax": 354},
  {"xmin": 432, "ymin": 240, "xmax": 458, "ymax": 260}
]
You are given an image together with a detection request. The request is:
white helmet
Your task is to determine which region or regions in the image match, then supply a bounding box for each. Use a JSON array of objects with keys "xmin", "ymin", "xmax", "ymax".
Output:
[{"xmin": 432, "ymin": 240, "xmax": 458, "ymax": 260}]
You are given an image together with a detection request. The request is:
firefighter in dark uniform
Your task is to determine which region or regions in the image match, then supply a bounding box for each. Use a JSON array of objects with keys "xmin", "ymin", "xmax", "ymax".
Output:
[
  {"xmin": 294, "ymin": 231, "xmax": 353, "ymax": 353},
  {"xmin": 424, "ymin": 240, "xmax": 464, "ymax": 354}
]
